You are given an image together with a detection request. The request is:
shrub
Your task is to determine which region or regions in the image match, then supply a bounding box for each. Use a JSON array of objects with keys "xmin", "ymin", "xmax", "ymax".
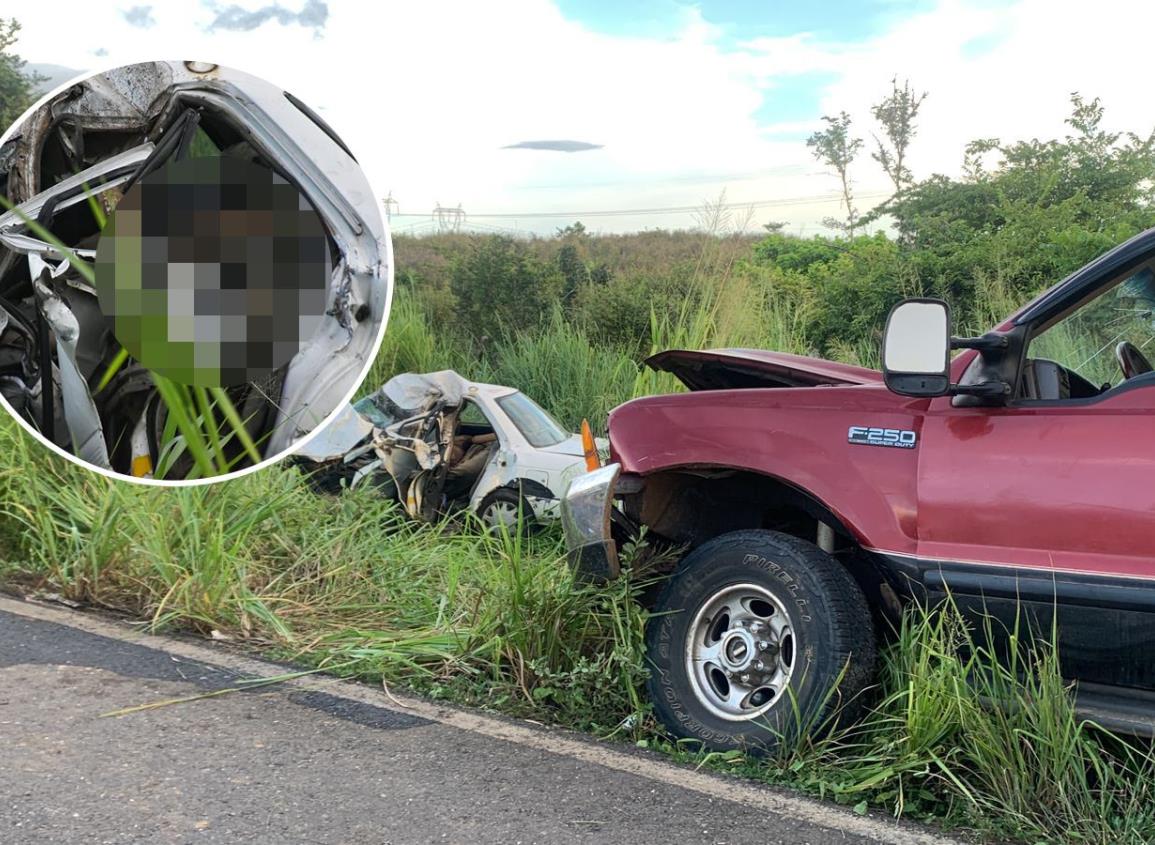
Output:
[{"xmin": 450, "ymin": 236, "xmax": 563, "ymax": 341}]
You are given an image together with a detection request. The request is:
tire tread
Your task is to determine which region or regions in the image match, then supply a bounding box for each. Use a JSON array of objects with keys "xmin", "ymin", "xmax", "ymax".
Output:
[{"xmin": 646, "ymin": 529, "xmax": 877, "ymax": 751}]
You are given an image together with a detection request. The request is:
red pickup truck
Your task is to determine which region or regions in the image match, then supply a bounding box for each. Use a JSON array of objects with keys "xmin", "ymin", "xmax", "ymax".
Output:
[{"xmin": 561, "ymin": 229, "xmax": 1155, "ymax": 751}]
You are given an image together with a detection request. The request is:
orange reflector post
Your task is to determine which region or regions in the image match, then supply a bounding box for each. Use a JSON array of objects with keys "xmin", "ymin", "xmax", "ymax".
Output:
[{"xmin": 580, "ymin": 419, "xmax": 602, "ymax": 471}]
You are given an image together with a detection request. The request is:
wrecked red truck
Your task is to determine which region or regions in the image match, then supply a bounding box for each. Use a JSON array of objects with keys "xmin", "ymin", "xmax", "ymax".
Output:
[{"xmin": 561, "ymin": 228, "xmax": 1155, "ymax": 751}]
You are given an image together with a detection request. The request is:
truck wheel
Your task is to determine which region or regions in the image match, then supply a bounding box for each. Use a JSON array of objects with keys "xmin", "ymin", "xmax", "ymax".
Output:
[
  {"xmin": 478, "ymin": 487, "xmax": 535, "ymax": 533},
  {"xmin": 646, "ymin": 529, "xmax": 876, "ymax": 753}
]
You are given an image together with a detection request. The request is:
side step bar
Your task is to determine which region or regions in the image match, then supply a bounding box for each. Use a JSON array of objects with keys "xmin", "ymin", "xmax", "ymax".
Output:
[{"xmin": 1075, "ymin": 681, "xmax": 1155, "ymax": 737}]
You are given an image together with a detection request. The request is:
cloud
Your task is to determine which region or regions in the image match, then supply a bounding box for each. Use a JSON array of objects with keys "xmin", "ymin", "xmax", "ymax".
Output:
[
  {"xmin": 502, "ymin": 140, "xmax": 604, "ymax": 153},
  {"xmin": 121, "ymin": 5, "xmax": 156, "ymax": 28},
  {"xmin": 208, "ymin": 0, "xmax": 327, "ymax": 33},
  {"xmin": 11, "ymin": 0, "xmax": 1154, "ymax": 236}
]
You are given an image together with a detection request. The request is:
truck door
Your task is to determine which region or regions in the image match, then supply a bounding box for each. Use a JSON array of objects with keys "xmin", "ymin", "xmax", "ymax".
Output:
[{"xmin": 914, "ymin": 264, "xmax": 1155, "ymax": 690}]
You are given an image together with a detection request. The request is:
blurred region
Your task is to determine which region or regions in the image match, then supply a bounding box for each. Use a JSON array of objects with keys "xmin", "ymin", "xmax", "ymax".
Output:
[{"xmin": 95, "ymin": 156, "xmax": 329, "ymax": 387}]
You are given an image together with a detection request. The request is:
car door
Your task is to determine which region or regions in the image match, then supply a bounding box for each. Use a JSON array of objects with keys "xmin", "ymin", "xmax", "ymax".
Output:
[
  {"xmin": 914, "ymin": 264, "xmax": 1155, "ymax": 690},
  {"xmin": 461, "ymin": 397, "xmax": 517, "ymax": 509}
]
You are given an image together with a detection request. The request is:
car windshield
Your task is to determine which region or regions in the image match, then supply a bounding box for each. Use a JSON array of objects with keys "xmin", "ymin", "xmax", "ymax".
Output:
[
  {"xmin": 352, "ymin": 395, "xmax": 393, "ymax": 428},
  {"xmin": 496, "ymin": 392, "xmax": 569, "ymax": 448}
]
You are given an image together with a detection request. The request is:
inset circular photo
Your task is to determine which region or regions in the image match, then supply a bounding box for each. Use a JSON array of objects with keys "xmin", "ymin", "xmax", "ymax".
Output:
[{"xmin": 0, "ymin": 60, "xmax": 391, "ymax": 483}]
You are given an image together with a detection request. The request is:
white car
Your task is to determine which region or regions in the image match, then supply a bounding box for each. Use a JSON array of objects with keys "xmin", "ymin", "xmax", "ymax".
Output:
[{"xmin": 293, "ymin": 371, "xmax": 606, "ymax": 529}]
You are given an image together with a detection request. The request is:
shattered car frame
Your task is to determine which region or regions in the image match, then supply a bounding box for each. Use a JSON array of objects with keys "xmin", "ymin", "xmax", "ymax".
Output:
[
  {"xmin": 295, "ymin": 370, "xmax": 603, "ymax": 529},
  {"xmin": 0, "ymin": 60, "xmax": 390, "ymax": 480}
]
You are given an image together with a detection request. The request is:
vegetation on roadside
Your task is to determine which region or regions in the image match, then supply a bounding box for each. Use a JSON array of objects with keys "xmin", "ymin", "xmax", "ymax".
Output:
[
  {"xmin": 3, "ymin": 420, "xmax": 1155, "ymax": 843},
  {"xmin": 0, "ymin": 18, "xmax": 42, "ymax": 130},
  {"xmin": 386, "ymin": 94, "xmax": 1153, "ymax": 410}
]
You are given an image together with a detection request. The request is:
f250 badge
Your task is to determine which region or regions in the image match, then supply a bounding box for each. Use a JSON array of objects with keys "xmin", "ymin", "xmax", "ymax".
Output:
[{"xmin": 848, "ymin": 426, "xmax": 917, "ymax": 449}]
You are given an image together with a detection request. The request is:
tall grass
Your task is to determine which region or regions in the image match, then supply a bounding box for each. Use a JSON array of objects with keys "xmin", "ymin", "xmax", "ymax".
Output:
[
  {"xmin": 736, "ymin": 599, "xmax": 1155, "ymax": 843},
  {"xmin": 360, "ymin": 294, "xmax": 466, "ymax": 395},
  {"xmin": 484, "ymin": 311, "xmax": 638, "ymax": 432},
  {"xmin": 360, "ymin": 298, "xmax": 638, "ymax": 432},
  {"xmin": 0, "ymin": 414, "xmax": 648, "ymax": 732},
  {"xmin": 3, "ymin": 407, "xmax": 1153, "ymax": 842},
  {"xmin": 4, "ymin": 398, "xmax": 1155, "ymax": 842}
]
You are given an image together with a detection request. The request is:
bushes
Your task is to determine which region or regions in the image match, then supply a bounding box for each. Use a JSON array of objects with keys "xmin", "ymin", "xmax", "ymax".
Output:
[
  {"xmin": 803, "ymin": 234, "xmax": 918, "ymax": 356},
  {"xmin": 450, "ymin": 235, "xmax": 563, "ymax": 341},
  {"xmin": 572, "ymin": 270, "xmax": 699, "ymax": 354},
  {"xmin": 753, "ymin": 231, "xmax": 846, "ymax": 272}
]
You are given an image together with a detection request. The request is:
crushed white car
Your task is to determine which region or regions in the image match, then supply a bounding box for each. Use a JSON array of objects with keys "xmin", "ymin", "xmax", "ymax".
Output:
[{"xmin": 293, "ymin": 370, "xmax": 606, "ymax": 529}]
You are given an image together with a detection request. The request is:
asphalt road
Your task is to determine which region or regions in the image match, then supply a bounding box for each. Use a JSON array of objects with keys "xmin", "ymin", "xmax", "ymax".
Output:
[{"xmin": 0, "ymin": 598, "xmax": 957, "ymax": 845}]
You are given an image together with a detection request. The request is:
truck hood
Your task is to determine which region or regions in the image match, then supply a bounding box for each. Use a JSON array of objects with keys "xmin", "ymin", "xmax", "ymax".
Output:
[{"xmin": 645, "ymin": 349, "xmax": 881, "ymax": 391}]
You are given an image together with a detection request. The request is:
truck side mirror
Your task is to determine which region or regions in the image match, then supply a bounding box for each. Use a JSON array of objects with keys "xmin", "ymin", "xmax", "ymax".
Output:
[{"xmin": 882, "ymin": 299, "xmax": 951, "ymax": 397}]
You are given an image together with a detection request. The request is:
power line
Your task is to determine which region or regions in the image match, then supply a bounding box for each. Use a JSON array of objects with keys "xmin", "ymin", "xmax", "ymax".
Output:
[
  {"xmin": 432, "ymin": 203, "xmax": 466, "ymax": 233},
  {"xmin": 382, "ymin": 191, "xmax": 399, "ymax": 221},
  {"xmin": 463, "ymin": 220, "xmax": 536, "ymax": 237},
  {"xmin": 391, "ymin": 219, "xmax": 439, "ymax": 233},
  {"xmin": 388, "ymin": 192, "xmax": 889, "ymax": 221}
]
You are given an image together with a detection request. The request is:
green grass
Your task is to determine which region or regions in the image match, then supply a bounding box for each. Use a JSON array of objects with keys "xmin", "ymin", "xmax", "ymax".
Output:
[
  {"xmin": 0, "ymin": 416, "xmax": 650, "ymax": 732},
  {"xmin": 3, "ymin": 408, "xmax": 1154, "ymax": 844}
]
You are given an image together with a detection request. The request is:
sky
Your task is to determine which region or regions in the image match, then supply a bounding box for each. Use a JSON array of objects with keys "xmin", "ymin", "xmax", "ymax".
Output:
[{"xmin": 8, "ymin": 0, "xmax": 1155, "ymax": 237}]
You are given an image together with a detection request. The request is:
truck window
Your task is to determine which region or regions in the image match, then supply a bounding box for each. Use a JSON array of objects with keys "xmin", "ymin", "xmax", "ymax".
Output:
[{"xmin": 1026, "ymin": 262, "xmax": 1155, "ymax": 394}]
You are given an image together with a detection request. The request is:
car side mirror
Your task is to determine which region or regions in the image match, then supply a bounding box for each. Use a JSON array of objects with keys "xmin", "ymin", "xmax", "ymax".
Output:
[{"xmin": 882, "ymin": 299, "xmax": 952, "ymax": 397}]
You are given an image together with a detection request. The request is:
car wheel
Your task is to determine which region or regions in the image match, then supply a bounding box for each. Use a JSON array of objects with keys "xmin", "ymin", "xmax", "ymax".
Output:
[
  {"xmin": 646, "ymin": 529, "xmax": 876, "ymax": 753},
  {"xmin": 292, "ymin": 458, "xmax": 350, "ymax": 495},
  {"xmin": 478, "ymin": 487, "xmax": 535, "ymax": 533}
]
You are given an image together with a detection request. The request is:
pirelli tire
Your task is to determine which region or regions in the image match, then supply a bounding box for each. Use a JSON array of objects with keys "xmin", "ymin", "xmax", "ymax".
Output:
[{"xmin": 646, "ymin": 529, "xmax": 877, "ymax": 753}]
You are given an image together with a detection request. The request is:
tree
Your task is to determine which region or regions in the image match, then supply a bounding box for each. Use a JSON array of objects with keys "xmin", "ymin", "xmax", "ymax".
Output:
[
  {"xmin": 807, "ymin": 112, "xmax": 863, "ymax": 235},
  {"xmin": 450, "ymin": 236, "xmax": 563, "ymax": 340},
  {"xmin": 0, "ymin": 20, "xmax": 43, "ymax": 132},
  {"xmin": 557, "ymin": 243, "xmax": 586, "ymax": 305},
  {"xmin": 556, "ymin": 221, "xmax": 586, "ymax": 238},
  {"xmin": 871, "ymin": 77, "xmax": 927, "ymax": 196},
  {"xmin": 879, "ymin": 92, "xmax": 1155, "ymax": 322}
]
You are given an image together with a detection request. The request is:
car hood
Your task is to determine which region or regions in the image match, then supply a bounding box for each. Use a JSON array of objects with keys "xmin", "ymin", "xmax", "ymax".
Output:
[
  {"xmin": 645, "ymin": 348, "xmax": 882, "ymax": 391},
  {"xmin": 292, "ymin": 403, "xmax": 373, "ymax": 461},
  {"xmin": 537, "ymin": 433, "xmax": 609, "ymax": 459}
]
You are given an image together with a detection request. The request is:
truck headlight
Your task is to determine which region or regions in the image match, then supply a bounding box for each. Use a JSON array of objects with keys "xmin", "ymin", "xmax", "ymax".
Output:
[{"xmin": 560, "ymin": 463, "xmax": 621, "ymax": 582}]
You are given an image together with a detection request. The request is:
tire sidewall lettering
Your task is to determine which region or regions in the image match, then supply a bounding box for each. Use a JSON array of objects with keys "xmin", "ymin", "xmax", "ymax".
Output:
[
  {"xmin": 646, "ymin": 532, "xmax": 873, "ymax": 753},
  {"xmin": 741, "ymin": 552, "xmax": 813, "ymax": 622}
]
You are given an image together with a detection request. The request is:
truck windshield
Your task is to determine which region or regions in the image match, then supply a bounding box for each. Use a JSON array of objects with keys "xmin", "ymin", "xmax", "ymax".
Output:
[{"xmin": 496, "ymin": 392, "xmax": 569, "ymax": 448}]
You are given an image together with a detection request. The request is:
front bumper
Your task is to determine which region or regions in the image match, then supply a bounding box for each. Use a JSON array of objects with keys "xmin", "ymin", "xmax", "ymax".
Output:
[{"xmin": 560, "ymin": 463, "xmax": 621, "ymax": 582}]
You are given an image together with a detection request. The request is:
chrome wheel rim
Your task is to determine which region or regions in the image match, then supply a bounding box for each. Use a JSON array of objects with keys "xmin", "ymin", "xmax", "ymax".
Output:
[{"xmin": 684, "ymin": 582, "xmax": 796, "ymax": 721}]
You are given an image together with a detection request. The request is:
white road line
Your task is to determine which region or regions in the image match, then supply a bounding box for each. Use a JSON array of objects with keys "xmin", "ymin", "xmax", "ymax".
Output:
[{"xmin": 0, "ymin": 595, "xmax": 964, "ymax": 845}]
